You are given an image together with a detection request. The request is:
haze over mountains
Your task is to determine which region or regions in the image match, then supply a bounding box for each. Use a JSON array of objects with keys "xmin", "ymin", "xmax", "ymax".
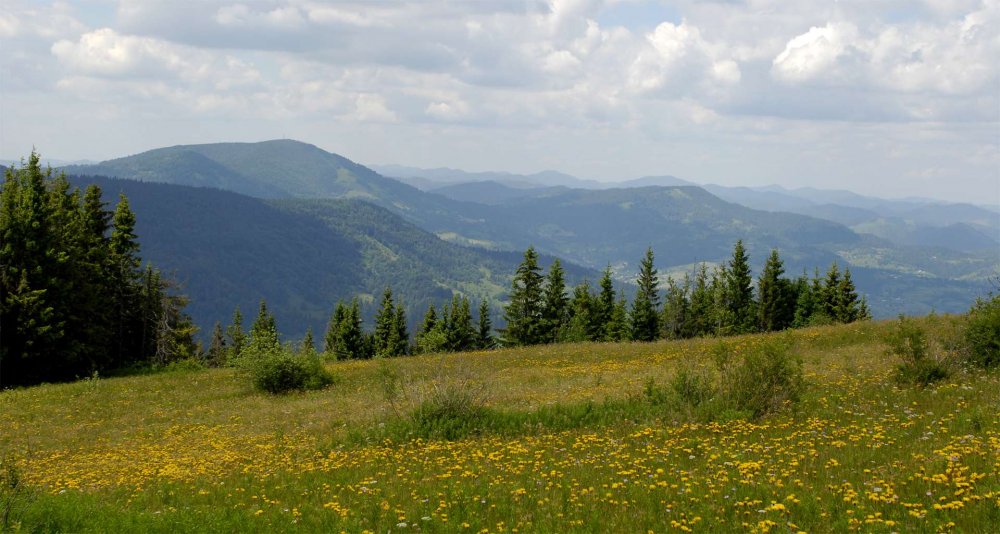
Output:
[{"xmin": 57, "ymin": 139, "xmax": 997, "ymax": 335}]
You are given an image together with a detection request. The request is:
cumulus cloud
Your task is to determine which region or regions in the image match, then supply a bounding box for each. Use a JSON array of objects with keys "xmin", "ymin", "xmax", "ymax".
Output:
[
  {"xmin": 772, "ymin": 2, "xmax": 999, "ymax": 98},
  {"xmin": 1, "ymin": 0, "xmax": 996, "ymax": 202},
  {"xmin": 51, "ymin": 28, "xmax": 261, "ymax": 88}
]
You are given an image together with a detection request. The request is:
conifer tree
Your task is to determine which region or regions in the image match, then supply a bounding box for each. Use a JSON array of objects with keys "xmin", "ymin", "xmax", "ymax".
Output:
[
  {"xmin": 226, "ymin": 306, "xmax": 247, "ymax": 361},
  {"xmin": 562, "ymin": 281, "xmax": 598, "ymax": 342},
  {"xmin": 502, "ymin": 246, "xmax": 544, "ymax": 346},
  {"xmin": 477, "ymin": 299, "xmax": 494, "ymax": 349},
  {"xmin": 631, "ymin": 247, "xmax": 661, "ymax": 342},
  {"xmin": 757, "ymin": 249, "xmax": 794, "ymax": 332},
  {"xmin": 792, "ymin": 269, "xmax": 822, "ymax": 327},
  {"xmin": 418, "ymin": 304, "xmax": 438, "ymax": 338},
  {"xmin": 416, "ymin": 303, "xmax": 446, "ymax": 354},
  {"xmin": 820, "ymin": 262, "xmax": 841, "ymax": 319},
  {"xmin": 540, "ymin": 259, "xmax": 569, "ymax": 343},
  {"xmin": 721, "ymin": 240, "xmax": 755, "ymax": 334},
  {"xmin": 0, "ymin": 153, "xmax": 62, "ymax": 384},
  {"xmin": 207, "ymin": 321, "xmax": 227, "ymax": 367},
  {"xmin": 247, "ymin": 300, "xmax": 279, "ymax": 356},
  {"xmin": 339, "ymin": 299, "xmax": 367, "ymax": 359},
  {"xmin": 301, "ymin": 327, "xmax": 316, "ymax": 356},
  {"xmin": 661, "ymin": 275, "xmax": 690, "ymax": 340},
  {"xmin": 447, "ymin": 295, "xmax": 475, "ymax": 352},
  {"xmin": 393, "ymin": 303, "xmax": 409, "ymax": 356},
  {"xmin": 373, "ymin": 287, "xmax": 398, "ymax": 357},
  {"xmin": 324, "ymin": 302, "xmax": 347, "ymax": 356},
  {"xmin": 835, "ymin": 267, "xmax": 861, "ymax": 323},
  {"xmin": 607, "ymin": 296, "xmax": 631, "ymax": 342},
  {"xmin": 686, "ymin": 264, "xmax": 713, "ymax": 338},
  {"xmin": 595, "ymin": 266, "xmax": 616, "ymax": 341}
]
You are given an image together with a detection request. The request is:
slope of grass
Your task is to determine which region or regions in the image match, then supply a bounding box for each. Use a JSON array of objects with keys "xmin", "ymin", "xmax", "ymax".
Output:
[{"xmin": 2, "ymin": 317, "xmax": 998, "ymax": 532}]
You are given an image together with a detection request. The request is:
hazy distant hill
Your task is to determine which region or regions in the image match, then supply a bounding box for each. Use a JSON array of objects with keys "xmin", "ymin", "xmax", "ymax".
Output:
[
  {"xmin": 70, "ymin": 175, "xmax": 596, "ymax": 339},
  {"xmin": 61, "ymin": 140, "xmax": 995, "ymax": 318}
]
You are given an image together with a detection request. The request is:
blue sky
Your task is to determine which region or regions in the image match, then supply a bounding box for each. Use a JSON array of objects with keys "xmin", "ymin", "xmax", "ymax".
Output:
[{"xmin": 1, "ymin": 0, "xmax": 997, "ymax": 204}]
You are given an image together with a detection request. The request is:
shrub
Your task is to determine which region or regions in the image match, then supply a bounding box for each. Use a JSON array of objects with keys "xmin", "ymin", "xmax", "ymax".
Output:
[
  {"xmin": 964, "ymin": 294, "xmax": 1000, "ymax": 369},
  {"xmin": 670, "ymin": 365, "xmax": 714, "ymax": 407},
  {"xmin": 1, "ymin": 453, "xmax": 27, "ymax": 531},
  {"xmin": 245, "ymin": 350, "xmax": 334, "ymax": 394},
  {"xmin": 887, "ymin": 316, "xmax": 950, "ymax": 387},
  {"xmin": 407, "ymin": 376, "xmax": 490, "ymax": 440},
  {"xmin": 715, "ymin": 338, "xmax": 803, "ymax": 419}
]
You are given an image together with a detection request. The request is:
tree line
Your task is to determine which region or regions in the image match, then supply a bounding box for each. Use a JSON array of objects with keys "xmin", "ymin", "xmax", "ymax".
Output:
[
  {"xmin": 206, "ymin": 287, "xmax": 496, "ymax": 363},
  {"xmin": 1, "ymin": 153, "xmax": 197, "ymax": 387},
  {"xmin": 499, "ymin": 241, "xmax": 869, "ymax": 347}
]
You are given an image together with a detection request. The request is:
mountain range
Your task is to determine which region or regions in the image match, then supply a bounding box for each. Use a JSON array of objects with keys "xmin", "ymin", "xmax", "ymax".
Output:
[{"xmin": 53, "ymin": 140, "xmax": 997, "ymax": 334}]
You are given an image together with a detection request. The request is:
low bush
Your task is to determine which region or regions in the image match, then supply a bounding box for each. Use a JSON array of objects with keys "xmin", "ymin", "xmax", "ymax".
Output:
[
  {"xmin": 244, "ymin": 350, "xmax": 334, "ymax": 394},
  {"xmin": 716, "ymin": 338, "xmax": 803, "ymax": 419},
  {"xmin": 964, "ymin": 294, "xmax": 1000, "ymax": 369},
  {"xmin": 647, "ymin": 338, "xmax": 803, "ymax": 421},
  {"xmin": 887, "ymin": 316, "xmax": 950, "ymax": 387}
]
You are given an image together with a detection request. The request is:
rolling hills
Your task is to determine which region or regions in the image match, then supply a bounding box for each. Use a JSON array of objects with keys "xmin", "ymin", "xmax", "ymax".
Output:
[
  {"xmin": 72, "ymin": 175, "xmax": 596, "ymax": 339},
  {"xmin": 60, "ymin": 140, "xmax": 996, "ymax": 320}
]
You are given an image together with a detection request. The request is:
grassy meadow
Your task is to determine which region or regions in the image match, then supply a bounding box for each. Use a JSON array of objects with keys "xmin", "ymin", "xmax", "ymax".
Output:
[{"xmin": 1, "ymin": 315, "xmax": 998, "ymax": 532}]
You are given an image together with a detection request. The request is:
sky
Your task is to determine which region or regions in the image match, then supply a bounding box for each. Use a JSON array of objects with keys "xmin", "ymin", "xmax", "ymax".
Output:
[{"xmin": 1, "ymin": 0, "xmax": 998, "ymax": 204}]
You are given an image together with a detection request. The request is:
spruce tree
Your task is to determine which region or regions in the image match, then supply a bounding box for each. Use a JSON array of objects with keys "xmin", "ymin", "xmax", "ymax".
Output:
[
  {"xmin": 820, "ymin": 262, "xmax": 841, "ymax": 320},
  {"xmin": 477, "ymin": 299, "xmax": 494, "ymax": 349},
  {"xmin": 562, "ymin": 280, "xmax": 598, "ymax": 342},
  {"xmin": 325, "ymin": 302, "xmax": 347, "ymax": 356},
  {"xmin": 341, "ymin": 299, "xmax": 367, "ymax": 359},
  {"xmin": 393, "ymin": 303, "xmax": 409, "ymax": 356},
  {"xmin": 835, "ymin": 267, "xmax": 860, "ymax": 323},
  {"xmin": 757, "ymin": 249, "xmax": 794, "ymax": 332},
  {"xmin": 792, "ymin": 269, "xmax": 821, "ymax": 327},
  {"xmin": 607, "ymin": 296, "xmax": 631, "ymax": 342},
  {"xmin": 247, "ymin": 300, "xmax": 279, "ymax": 356},
  {"xmin": 447, "ymin": 295, "xmax": 475, "ymax": 352},
  {"xmin": 595, "ymin": 266, "xmax": 616, "ymax": 341},
  {"xmin": 502, "ymin": 246, "xmax": 544, "ymax": 346},
  {"xmin": 207, "ymin": 321, "xmax": 227, "ymax": 367},
  {"xmin": 630, "ymin": 247, "xmax": 661, "ymax": 342},
  {"xmin": 373, "ymin": 287, "xmax": 398, "ymax": 357},
  {"xmin": 0, "ymin": 153, "xmax": 62, "ymax": 385},
  {"xmin": 540, "ymin": 259, "xmax": 569, "ymax": 343},
  {"xmin": 301, "ymin": 327, "xmax": 316, "ymax": 356},
  {"xmin": 661, "ymin": 275, "xmax": 690, "ymax": 340},
  {"xmin": 686, "ymin": 264, "xmax": 713, "ymax": 338},
  {"xmin": 722, "ymin": 240, "xmax": 755, "ymax": 334},
  {"xmin": 226, "ymin": 306, "xmax": 247, "ymax": 361},
  {"xmin": 416, "ymin": 303, "xmax": 446, "ymax": 354}
]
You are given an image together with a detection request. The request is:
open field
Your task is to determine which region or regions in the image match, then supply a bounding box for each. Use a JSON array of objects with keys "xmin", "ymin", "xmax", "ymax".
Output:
[{"xmin": 2, "ymin": 316, "xmax": 998, "ymax": 532}]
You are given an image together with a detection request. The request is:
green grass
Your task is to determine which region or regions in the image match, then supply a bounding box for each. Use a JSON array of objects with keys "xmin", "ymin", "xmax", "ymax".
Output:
[{"xmin": 2, "ymin": 316, "xmax": 998, "ymax": 532}]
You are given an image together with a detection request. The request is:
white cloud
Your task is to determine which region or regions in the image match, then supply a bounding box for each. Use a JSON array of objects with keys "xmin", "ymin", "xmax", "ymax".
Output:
[
  {"xmin": 353, "ymin": 94, "xmax": 398, "ymax": 122},
  {"xmin": 772, "ymin": 23, "xmax": 859, "ymax": 83},
  {"xmin": 1, "ymin": 0, "xmax": 997, "ymax": 203}
]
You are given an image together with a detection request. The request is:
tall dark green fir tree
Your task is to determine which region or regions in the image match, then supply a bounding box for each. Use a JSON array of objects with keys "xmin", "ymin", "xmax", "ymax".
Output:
[
  {"xmin": 477, "ymin": 298, "xmax": 494, "ymax": 349},
  {"xmin": 502, "ymin": 246, "xmax": 544, "ymax": 346},
  {"xmin": 630, "ymin": 247, "xmax": 661, "ymax": 342},
  {"xmin": 540, "ymin": 259, "xmax": 569, "ymax": 343}
]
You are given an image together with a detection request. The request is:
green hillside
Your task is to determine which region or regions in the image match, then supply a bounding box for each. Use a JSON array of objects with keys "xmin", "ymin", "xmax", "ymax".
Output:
[
  {"xmin": 2, "ymin": 317, "xmax": 998, "ymax": 532},
  {"xmin": 74, "ymin": 176, "xmax": 597, "ymax": 339},
  {"xmin": 62, "ymin": 141, "xmax": 994, "ymax": 317}
]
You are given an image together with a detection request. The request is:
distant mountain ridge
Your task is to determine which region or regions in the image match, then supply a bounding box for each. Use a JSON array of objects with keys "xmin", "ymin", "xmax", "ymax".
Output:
[
  {"xmin": 67, "ymin": 175, "xmax": 596, "ymax": 339},
  {"xmin": 59, "ymin": 140, "xmax": 996, "ymax": 319}
]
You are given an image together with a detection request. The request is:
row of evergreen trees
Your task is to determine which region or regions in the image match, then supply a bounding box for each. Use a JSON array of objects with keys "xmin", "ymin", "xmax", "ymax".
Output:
[
  {"xmin": 206, "ymin": 242, "xmax": 870, "ymax": 363},
  {"xmin": 500, "ymin": 242, "xmax": 869, "ymax": 346},
  {"xmin": 1, "ymin": 153, "xmax": 197, "ymax": 387},
  {"xmin": 207, "ymin": 288, "xmax": 497, "ymax": 363}
]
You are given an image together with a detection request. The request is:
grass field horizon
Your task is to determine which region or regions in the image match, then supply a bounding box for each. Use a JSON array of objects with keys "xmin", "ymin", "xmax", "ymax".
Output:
[{"xmin": 2, "ymin": 315, "xmax": 998, "ymax": 532}]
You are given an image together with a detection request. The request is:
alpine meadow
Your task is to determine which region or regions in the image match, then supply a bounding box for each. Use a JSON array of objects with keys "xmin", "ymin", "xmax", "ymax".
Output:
[{"xmin": 2, "ymin": 1, "xmax": 999, "ymax": 533}]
